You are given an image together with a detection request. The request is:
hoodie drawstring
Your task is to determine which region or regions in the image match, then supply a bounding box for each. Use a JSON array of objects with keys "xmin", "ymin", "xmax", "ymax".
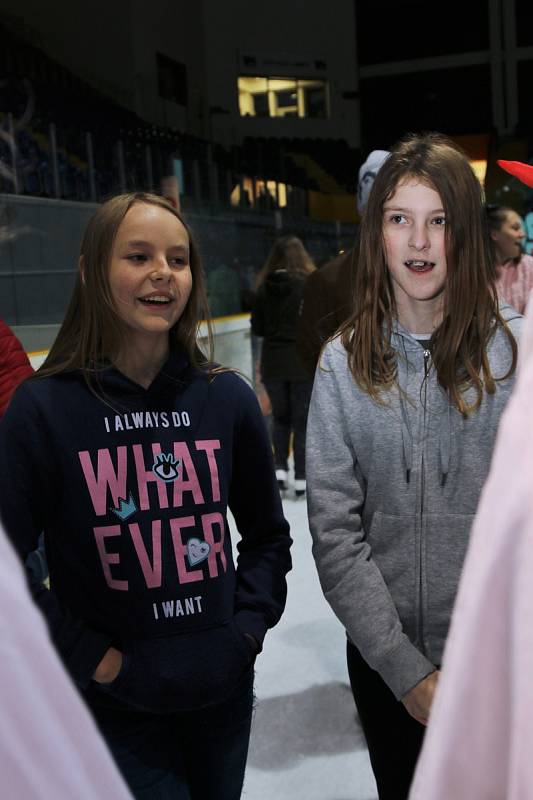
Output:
[
  {"xmin": 439, "ymin": 400, "xmax": 451, "ymax": 486},
  {"xmin": 398, "ymin": 337, "xmax": 414, "ymax": 483},
  {"xmin": 401, "ymin": 414, "xmax": 413, "ymax": 483}
]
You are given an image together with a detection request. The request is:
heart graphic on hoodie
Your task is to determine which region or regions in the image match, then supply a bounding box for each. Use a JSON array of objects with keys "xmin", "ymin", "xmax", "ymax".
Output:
[{"xmin": 187, "ymin": 538, "xmax": 211, "ymax": 566}]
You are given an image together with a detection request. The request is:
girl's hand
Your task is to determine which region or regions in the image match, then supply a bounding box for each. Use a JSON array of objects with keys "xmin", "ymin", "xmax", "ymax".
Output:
[
  {"xmin": 401, "ymin": 670, "xmax": 439, "ymax": 726},
  {"xmin": 244, "ymin": 633, "xmax": 260, "ymax": 655},
  {"xmin": 93, "ymin": 647, "xmax": 123, "ymax": 684}
]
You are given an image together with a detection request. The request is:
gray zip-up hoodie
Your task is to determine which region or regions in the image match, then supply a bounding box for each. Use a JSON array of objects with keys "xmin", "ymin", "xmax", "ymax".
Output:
[{"xmin": 307, "ymin": 306, "xmax": 522, "ymax": 700}]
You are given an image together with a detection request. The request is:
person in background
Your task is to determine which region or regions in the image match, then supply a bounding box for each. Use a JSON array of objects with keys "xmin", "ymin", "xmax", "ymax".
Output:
[
  {"xmin": 0, "ymin": 192, "xmax": 292, "ymax": 800},
  {"xmin": 306, "ymin": 133, "xmax": 521, "ymax": 800},
  {"xmin": 296, "ymin": 149, "xmax": 390, "ymax": 376},
  {"xmin": 408, "ymin": 156, "xmax": 533, "ymax": 800},
  {"xmin": 0, "ymin": 317, "xmax": 47, "ymax": 583},
  {"xmin": 251, "ymin": 235, "xmax": 315, "ymax": 497},
  {"xmin": 0, "ymin": 316, "xmax": 33, "ymax": 416},
  {"xmin": 0, "ymin": 520, "xmax": 133, "ymax": 799},
  {"xmin": 524, "ymin": 200, "xmax": 533, "ymax": 254},
  {"xmin": 486, "ymin": 203, "xmax": 533, "ymax": 313}
]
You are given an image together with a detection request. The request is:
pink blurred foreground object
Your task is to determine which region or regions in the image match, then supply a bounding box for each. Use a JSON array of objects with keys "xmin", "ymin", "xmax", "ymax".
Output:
[
  {"xmin": 497, "ymin": 159, "xmax": 533, "ymax": 187},
  {"xmin": 0, "ymin": 524, "xmax": 132, "ymax": 799},
  {"xmin": 409, "ymin": 296, "xmax": 533, "ymax": 799}
]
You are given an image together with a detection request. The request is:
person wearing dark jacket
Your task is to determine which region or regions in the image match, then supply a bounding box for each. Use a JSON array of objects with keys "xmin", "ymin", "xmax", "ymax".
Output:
[
  {"xmin": 251, "ymin": 236, "xmax": 315, "ymax": 496},
  {"xmin": 296, "ymin": 150, "xmax": 390, "ymax": 376},
  {"xmin": 295, "ymin": 249, "xmax": 354, "ymax": 376},
  {"xmin": 0, "ymin": 192, "xmax": 292, "ymax": 800},
  {"xmin": 0, "ymin": 519, "xmax": 133, "ymax": 799}
]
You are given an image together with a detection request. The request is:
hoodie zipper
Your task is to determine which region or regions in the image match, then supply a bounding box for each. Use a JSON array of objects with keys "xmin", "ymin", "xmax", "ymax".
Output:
[
  {"xmin": 420, "ymin": 349, "xmax": 431, "ymax": 512},
  {"xmin": 417, "ymin": 348, "xmax": 431, "ymax": 651}
]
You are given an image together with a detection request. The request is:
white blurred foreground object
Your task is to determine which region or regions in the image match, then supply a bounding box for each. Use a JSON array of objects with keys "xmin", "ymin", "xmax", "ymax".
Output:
[
  {"xmin": 409, "ymin": 294, "xmax": 533, "ymax": 799},
  {"xmin": 0, "ymin": 524, "xmax": 132, "ymax": 799}
]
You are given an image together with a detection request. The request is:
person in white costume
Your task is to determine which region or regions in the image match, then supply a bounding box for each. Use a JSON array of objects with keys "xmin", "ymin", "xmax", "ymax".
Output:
[{"xmin": 0, "ymin": 521, "xmax": 132, "ymax": 799}]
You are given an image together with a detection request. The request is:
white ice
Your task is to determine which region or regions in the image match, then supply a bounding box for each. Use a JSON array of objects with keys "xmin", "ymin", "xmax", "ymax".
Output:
[{"xmin": 230, "ymin": 494, "xmax": 378, "ymax": 800}]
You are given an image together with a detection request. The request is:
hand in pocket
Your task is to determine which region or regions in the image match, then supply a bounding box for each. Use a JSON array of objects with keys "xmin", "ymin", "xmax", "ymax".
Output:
[{"xmin": 93, "ymin": 646, "xmax": 123, "ymax": 684}]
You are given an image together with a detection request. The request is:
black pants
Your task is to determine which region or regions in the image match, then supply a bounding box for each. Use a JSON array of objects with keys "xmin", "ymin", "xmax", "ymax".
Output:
[
  {"xmin": 346, "ymin": 641, "xmax": 425, "ymax": 800},
  {"xmin": 91, "ymin": 668, "xmax": 254, "ymax": 799},
  {"xmin": 263, "ymin": 379, "xmax": 312, "ymax": 480}
]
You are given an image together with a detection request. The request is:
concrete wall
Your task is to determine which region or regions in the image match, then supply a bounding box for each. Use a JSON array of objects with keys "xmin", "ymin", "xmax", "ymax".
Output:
[
  {"xmin": 127, "ymin": 0, "xmax": 206, "ymax": 136},
  {"xmin": 198, "ymin": 314, "xmax": 253, "ymax": 380},
  {"xmin": 1, "ymin": 0, "xmax": 136, "ymax": 110},
  {"xmin": 1, "ymin": 0, "xmax": 359, "ymax": 146},
  {"xmin": 203, "ymin": 0, "xmax": 359, "ymax": 147}
]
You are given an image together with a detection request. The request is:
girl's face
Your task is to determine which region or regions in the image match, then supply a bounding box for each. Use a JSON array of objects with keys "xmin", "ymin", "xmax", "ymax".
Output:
[
  {"xmin": 382, "ymin": 179, "xmax": 447, "ymax": 332},
  {"xmin": 491, "ymin": 209, "xmax": 525, "ymax": 264},
  {"xmin": 108, "ymin": 203, "xmax": 193, "ymax": 351}
]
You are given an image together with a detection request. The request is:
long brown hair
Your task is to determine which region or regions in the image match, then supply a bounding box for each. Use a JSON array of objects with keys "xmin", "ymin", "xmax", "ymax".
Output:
[
  {"xmin": 340, "ymin": 132, "xmax": 517, "ymax": 417},
  {"xmin": 35, "ymin": 192, "xmax": 214, "ymax": 383},
  {"xmin": 255, "ymin": 235, "xmax": 315, "ymax": 289}
]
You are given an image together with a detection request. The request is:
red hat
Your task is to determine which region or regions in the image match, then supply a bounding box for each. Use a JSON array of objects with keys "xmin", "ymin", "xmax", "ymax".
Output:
[{"xmin": 497, "ymin": 159, "xmax": 533, "ymax": 188}]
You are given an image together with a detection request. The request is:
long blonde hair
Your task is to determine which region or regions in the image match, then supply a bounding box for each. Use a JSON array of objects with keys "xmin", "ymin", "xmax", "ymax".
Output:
[{"xmin": 341, "ymin": 133, "xmax": 517, "ymax": 417}]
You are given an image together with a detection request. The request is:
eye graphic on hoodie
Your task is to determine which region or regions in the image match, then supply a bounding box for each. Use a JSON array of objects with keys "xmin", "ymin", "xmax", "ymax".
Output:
[{"xmin": 152, "ymin": 452, "xmax": 181, "ymax": 483}]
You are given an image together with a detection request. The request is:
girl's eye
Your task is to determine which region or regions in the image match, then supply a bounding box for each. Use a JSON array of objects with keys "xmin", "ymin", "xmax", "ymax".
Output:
[
  {"xmin": 127, "ymin": 253, "xmax": 148, "ymax": 263},
  {"xmin": 169, "ymin": 257, "xmax": 187, "ymax": 266},
  {"xmin": 389, "ymin": 214, "xmax": 407, "ymax": 224},
  {"xmin": 432, "ymin": 217, "xmax": 446, "ymax": 226}
]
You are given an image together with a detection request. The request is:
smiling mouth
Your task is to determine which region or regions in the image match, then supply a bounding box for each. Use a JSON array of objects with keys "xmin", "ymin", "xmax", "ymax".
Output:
[
  {"xmin": 138, "ymin": 295, "xmax": 173, "ymax": 306},
  {"xmin": 405, "ymin": 260, "xmax": 436, "ymax": 273}
]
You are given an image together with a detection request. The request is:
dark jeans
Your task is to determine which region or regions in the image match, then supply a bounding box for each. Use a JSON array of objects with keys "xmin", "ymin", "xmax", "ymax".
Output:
[
  {"xmin": 346, "ymin": 641, "xmax": 425, "ymax": 800},
  {"xmin": 91, "ymin": 667, "xmax": 254, "ymax": 800},
  {"xmin": 263, "ymin": 379, "xmax": 312, "ymax": 480}
]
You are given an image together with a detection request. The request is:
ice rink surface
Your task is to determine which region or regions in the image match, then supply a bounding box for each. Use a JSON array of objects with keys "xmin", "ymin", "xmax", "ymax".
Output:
[{"xmin": 230, "ymin": 494, "xmax": 378, "ymax": 800}]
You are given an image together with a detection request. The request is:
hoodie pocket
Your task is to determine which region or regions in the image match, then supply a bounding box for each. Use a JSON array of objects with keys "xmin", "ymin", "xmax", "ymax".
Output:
[
  {"xmin": 424, "ymin": 513, "xmax": 474, "ymax": 648},
  {"xmin": 97, "ymin": 649, "xmax": 133, "ymax": 693},
  {"xmin": 97, "ymin": 619, "xmax": 254, "ymax": 714},
  {"xmin": 367, "ymin": 512, "xmax": 417, "ymax": 638}
]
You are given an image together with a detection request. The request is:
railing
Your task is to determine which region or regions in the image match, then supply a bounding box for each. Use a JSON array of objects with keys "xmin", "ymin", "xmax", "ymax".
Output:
[
  {"xmin": 1, "ymin": 96, "xmax": 358, "ymax": 329},
  {"xmin": 23, "ymin": 314, "xmax": 254, "ymax": 383},
  {"xmin": 0, "ymin": 106, "xmax": 307, "ymax": 217}
]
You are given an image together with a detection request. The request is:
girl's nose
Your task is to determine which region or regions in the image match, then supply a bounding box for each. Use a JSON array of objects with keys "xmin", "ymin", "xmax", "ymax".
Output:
[
  {"xmin": 408, "ymin": 224, "xmax": 430, "ymax": 250},
  {"xmin": 151, "ymin": 257, "xmax": 172, "ymax": 279}
]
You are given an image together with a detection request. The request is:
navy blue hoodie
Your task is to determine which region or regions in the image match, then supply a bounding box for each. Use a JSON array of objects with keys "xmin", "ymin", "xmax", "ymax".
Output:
[{"xmin": 0, "ymin": 352, "xmax": 292, "ymax": 713}]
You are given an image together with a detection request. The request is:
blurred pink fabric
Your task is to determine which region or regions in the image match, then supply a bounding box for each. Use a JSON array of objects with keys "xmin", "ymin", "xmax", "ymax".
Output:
[
  {"xmin": 495, "ymin": 253, "xmax": 533, "ymax": 315},
  {"xmin": 0, "ymin": 524, "xmax": 132, "ymax": 799},
  {"xmin": 410, "ymin": 294, "xmax": 533, "ymax": 799}
]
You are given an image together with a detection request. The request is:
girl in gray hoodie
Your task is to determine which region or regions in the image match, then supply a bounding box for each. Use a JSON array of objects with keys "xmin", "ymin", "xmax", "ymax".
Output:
[{"xmin": 306, "ymin": 133, "xmax": 521, "ymax": 800}]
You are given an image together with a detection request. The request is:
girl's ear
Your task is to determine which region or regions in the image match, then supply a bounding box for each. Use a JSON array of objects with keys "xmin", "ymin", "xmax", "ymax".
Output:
[{"xmin": 79, "ymin": 256, "xmax": 85, "ymax": 285}]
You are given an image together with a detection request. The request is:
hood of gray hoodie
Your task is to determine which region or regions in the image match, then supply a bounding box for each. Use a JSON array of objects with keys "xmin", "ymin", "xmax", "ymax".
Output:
[{"xmin": 306, "ymin": 304, "xmax": 522, "ymax": 700}]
